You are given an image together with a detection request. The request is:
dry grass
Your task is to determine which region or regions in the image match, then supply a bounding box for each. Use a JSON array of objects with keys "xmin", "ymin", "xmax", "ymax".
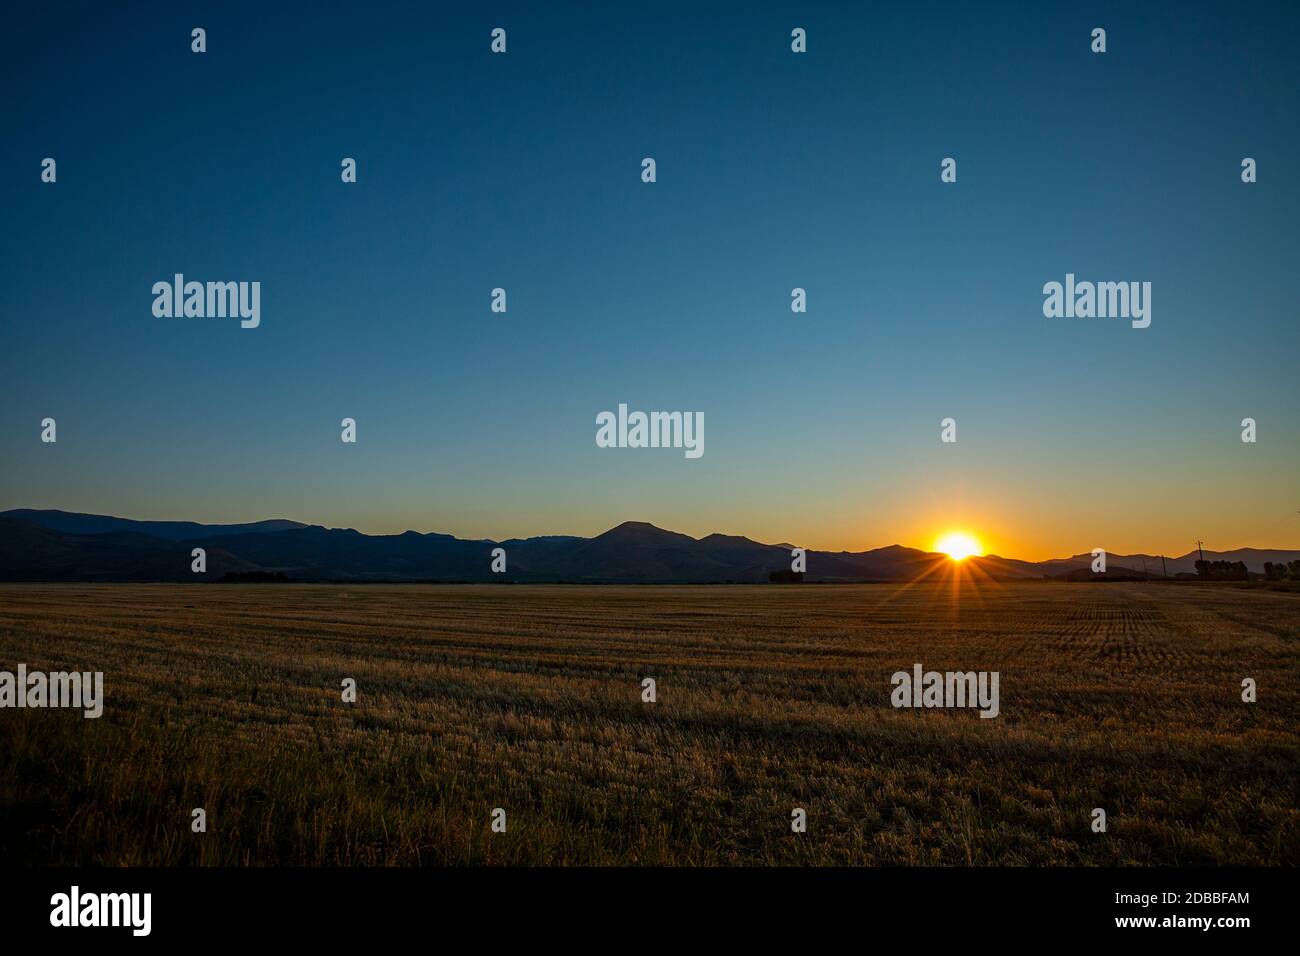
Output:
[{"xmin": 1, "ymin": 581, "xmax": 1297, "ymax": 865}]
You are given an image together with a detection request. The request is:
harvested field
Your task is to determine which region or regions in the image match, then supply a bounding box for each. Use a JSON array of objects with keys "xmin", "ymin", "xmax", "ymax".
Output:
[{"xmin": 0, "ymin": 582, "xmax": 1296, "ymax": 865}]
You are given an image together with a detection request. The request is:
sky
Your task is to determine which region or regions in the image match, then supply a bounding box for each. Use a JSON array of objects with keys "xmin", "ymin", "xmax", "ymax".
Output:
[{"xmin": 1, "ymin": 1, "xmax": 1297, "ymax": 561}]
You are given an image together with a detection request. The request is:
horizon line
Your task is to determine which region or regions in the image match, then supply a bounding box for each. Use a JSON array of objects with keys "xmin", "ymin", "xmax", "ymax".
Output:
[{"xmin": 4, "ymin": 507, "xmax": 1298, "ymax": 565}]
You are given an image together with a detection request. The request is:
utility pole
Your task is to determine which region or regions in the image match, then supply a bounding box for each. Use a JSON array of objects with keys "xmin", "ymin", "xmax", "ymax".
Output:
[
  {"xmin": 1197, "ymin": 540, "xmax": 1205, "ymax": 562},
  {"xmin": 1161, "ymin": 555, "xmax": 1167, "ymax": 578},
  {"xmin": 1141, "ymin": 557, "xmax": 1148, "ymax": 579}
]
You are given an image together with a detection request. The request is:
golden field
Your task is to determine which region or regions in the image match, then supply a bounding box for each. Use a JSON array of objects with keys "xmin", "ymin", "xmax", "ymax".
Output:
[{"xmin": 0, "ymin": 581, "xmax": 1296, "ymax": 865}]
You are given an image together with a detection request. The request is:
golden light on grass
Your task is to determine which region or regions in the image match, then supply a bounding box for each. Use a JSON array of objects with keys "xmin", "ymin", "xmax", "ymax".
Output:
[
  {"xmin": 934, "ymin": 531, "xmax": 982, "ymax": 561},
  {"xmin": 1, "ymin": 582, "xmax": 1296, "ymax": 865}
]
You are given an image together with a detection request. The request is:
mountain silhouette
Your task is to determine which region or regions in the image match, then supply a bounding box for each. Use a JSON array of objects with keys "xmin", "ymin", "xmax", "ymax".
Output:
[
  {"xmin": 0, "ymin": 516, "xmax": 260, "ymax": 581},
  {"xmin": 2, "ymin": 509, "xmax": 305, "ymax": 541},
  {"xmin": 1, "ymin": 510, "xmax": 1296, "ymax": 584}
]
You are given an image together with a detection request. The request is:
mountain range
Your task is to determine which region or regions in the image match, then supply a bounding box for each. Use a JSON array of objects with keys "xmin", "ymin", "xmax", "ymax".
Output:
[{"xmin": 1, "ymin": 509, "xmax": 1296, "ymax": 584}]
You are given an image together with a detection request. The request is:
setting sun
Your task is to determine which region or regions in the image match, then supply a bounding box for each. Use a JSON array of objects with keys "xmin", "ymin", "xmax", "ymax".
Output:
[{"xmin": 934, "ymin": 531, "xmax": 983, "ymax": 561}]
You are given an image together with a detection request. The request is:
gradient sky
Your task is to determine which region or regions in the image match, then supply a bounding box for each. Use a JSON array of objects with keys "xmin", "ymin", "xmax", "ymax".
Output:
[{"xmin": 2, "ymin": 1, "xmax": 1298, "ymax": 561}]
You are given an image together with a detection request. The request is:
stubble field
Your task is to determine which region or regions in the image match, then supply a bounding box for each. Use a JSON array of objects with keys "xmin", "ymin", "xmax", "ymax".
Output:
[{"xmin": 1, "ymin": 581, "xmax": 1297, "ymax": 866}]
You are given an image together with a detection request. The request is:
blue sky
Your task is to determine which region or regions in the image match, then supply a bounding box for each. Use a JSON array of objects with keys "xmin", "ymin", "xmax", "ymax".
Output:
[{"xmin": 2, "ymin": 1, "xmax": 1297, "ymax": 558}]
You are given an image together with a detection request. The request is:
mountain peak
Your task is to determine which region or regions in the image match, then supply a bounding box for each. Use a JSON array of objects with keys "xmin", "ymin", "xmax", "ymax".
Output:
[
  {"xmin": 609, "ymin": 520, "xmax": 667, "ymax": 532},
  {"xmin": 589, "ymin": 521, "xmax": 701, "ymax": 547},
  {"xmin": 598, "ymin": 520, "xmax": 688, "ymax": 538}
]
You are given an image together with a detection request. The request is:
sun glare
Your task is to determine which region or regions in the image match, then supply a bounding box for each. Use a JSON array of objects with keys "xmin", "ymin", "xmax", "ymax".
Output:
[{"xmin": 935, "ymin": 531, "xmax": 982, "ymax": 561}]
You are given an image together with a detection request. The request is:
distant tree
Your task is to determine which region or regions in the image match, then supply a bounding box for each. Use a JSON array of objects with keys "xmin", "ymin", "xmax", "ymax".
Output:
[
  {"xmin": 769, "ymin": 569, "xmax": 805, "ymax": 583},
  {"xmin": 1195, "ymin": 559, "xmax": 1248, "ymax": 581},
  {"xmin": 1264, "ymin": 562, "xmax": 1288, "ymax": 581},
  {"xmin": 1289, "ymin": 560, "xmax": 1300, "ymax": 581}
]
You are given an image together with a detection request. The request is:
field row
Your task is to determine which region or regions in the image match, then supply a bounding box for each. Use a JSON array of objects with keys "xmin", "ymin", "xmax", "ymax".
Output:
[{"xmin": 1, "ymin": 582, "xmax": 1296, "ymax": 865}]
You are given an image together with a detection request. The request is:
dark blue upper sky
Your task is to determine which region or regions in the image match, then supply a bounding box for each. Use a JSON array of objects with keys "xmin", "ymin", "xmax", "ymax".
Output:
[{"xmin": 2, "ymin": 1, "xmax": 1297, "ymax": 558}]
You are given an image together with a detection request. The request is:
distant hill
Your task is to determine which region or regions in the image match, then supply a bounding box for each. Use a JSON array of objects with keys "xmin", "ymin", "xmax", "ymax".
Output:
[
  {"xmin": 1035, "ymin": 549, "xmax": 1297, "ymax": 576},
  {"xmin": 0, "ymin": 517, "xmax": 261, "ymax": 581},
  {"xmin": 0, "ymin": 509, "xmax": 305, "ymax": 541},
  {"xmin": 0, "ymin": 510, "xmax": 1296, "ymax": 584}
]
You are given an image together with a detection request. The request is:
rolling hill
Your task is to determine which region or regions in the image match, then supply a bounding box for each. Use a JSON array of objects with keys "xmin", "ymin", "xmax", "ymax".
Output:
[{"xmin": 0, "ymin": 509, "xmax": 1295, "ymax": 584}]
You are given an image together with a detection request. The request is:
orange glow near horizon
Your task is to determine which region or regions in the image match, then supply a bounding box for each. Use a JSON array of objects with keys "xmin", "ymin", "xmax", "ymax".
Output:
[{"xmin": 934, "ymin": 531, "xmax": 983, "ymax": 561}]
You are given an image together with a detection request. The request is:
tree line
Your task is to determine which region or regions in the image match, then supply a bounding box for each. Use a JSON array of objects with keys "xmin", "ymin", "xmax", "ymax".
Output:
[
  {"xmin": 1200, "ymin": 559, "xmax": 1300, "ymax": 581},
  {"xmin": 1261, "ymin": 560, "xmax": 1300, "ymax": 581}
]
